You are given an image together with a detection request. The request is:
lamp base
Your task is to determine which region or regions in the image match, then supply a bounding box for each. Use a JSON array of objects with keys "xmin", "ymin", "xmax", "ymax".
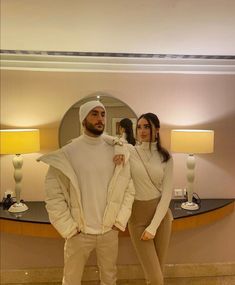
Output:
[
  {"xmin": 8, "ymin": 202, "xmax": 28, "ymax": 213},
  {"xmin": 181, "ymin": 201, "xmax": 199, "ymax": 211}
]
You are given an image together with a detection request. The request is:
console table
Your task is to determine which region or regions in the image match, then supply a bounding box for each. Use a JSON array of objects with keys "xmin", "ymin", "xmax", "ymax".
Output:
[{"xmin": 0, "ymin": 199, "xmax": 234, "ymax": 238}]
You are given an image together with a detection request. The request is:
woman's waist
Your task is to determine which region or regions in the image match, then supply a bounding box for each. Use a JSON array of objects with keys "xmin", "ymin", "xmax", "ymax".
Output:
[
  {"xmin": 130, "ymin": 197, "xmax": 161, "ymax": 224},
  {"xmin": 133, "ymin": 196, "xmax": 161, "ymax": 206},
  {"xmin": 134, "ymin": 191, "xmax": 161, "ymax": 201}
]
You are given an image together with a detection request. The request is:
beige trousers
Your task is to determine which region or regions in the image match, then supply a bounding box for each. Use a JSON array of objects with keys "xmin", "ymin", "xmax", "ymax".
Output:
[
  {"xmin": 63, "ymin": 229, "xmax": 119, "ymax": 285},
  {"xmin": 128, "ymin": 198, "xmax": 173, "ymax": 285}
]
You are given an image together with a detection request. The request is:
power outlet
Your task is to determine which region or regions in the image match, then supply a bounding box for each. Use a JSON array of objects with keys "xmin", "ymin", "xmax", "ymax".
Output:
[
  {"xmin": 4, "ymin": 190, "xmax": 14, "ymax": 198},
  {"xmin": 174, "ymin": 189, "xmax": 183, "ymax": 197}
]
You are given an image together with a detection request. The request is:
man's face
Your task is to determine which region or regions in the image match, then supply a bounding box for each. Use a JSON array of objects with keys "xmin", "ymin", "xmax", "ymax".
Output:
[{"xmin": 83, "ymin": 107, "xmax": 105, "ymax": 136}]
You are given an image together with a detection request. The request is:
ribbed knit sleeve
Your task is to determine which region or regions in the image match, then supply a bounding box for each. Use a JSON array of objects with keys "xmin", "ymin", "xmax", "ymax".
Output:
[{"xmin": 145, "ymin": 157, "xmax": 173, "ymax": 236}]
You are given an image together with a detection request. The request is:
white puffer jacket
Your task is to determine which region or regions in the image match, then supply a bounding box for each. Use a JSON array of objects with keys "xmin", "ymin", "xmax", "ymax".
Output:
[{"xmin": 38, "ymin": 136, "xmax": 135, "ymax": 239}]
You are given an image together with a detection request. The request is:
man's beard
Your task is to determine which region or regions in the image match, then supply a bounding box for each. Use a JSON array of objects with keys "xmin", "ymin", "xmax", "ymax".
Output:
[{"xmin": 84, "ymin": 120, "xmax": 104, "ymax": 136}]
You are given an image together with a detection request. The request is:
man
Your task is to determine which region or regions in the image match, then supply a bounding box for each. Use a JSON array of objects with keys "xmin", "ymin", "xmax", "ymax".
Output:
[{"xmin": 38, "ymin": 100, "xmax": 134, "ymax": 285}]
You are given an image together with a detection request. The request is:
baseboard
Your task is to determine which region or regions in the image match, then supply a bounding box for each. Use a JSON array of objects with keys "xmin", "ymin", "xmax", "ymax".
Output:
[
  {"xmin": 1, "ymin": 263, "xmax": 235, "ymax": 283},
  {"xmin": 165, "ymin": 262, "xmax": 235, "ymax": 278}
]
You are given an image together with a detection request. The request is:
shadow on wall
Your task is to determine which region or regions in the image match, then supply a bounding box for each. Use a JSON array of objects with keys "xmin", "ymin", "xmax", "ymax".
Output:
[
  {"xmin": 201, "ymin": 111, "xmax": 235, "ymax": 178},
  {"xmin": 39, "ymin": 128, "xmax": 59, "ymax": 152}
]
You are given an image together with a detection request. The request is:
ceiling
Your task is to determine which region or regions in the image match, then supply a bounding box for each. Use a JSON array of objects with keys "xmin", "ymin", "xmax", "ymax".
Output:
[{"xmin": 1, "ymin": 0, "xmax": 235, "ymax": 74}]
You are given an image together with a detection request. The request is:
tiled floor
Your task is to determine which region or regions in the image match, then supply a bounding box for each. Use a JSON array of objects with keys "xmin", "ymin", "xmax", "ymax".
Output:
[{"xmin": 3, "ymin": 276, "xmax": 235, "ymax": 285}]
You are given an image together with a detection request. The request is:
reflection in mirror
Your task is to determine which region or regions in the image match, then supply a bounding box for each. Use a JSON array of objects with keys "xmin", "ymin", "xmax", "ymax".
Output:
[{"xmin": 59, "ymin": 94, "xmax": 137, "ymax": 147}]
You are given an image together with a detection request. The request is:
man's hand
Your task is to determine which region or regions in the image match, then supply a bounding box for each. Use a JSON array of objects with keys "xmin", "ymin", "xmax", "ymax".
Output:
[{"xmin": 71, "ymin": 230, "xmax": 81, "ymax": 238}]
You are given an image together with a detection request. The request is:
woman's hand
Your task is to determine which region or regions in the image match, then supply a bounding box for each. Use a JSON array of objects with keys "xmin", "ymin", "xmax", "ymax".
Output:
[
  {"xmin": 113, "ymin": 154, "xmax": 125, "ymax": 165},
  {"xmin": 140, "ymin": 230, "xmax": 155, "ymax": 241}
]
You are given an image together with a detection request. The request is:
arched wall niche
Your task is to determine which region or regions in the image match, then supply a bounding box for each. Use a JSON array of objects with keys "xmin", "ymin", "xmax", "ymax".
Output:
[{"xmin": 58, "ymin": 93, "xmax": 137, "ymax": 147}]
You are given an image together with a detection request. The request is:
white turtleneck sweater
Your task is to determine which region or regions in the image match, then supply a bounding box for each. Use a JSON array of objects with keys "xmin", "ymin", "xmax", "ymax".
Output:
[
  {"xmin": 63, "ymin": 134, "xmax": 115, "ymax": 234},
  {"xmin": 128, "ymin": 142, "xmax": 173, "ymax": 235}
]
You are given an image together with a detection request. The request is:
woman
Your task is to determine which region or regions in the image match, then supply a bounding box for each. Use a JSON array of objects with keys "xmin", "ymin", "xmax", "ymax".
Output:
[
  {"xmin": 128, "ymin": 113, "xmax": 173, "ymax": 285},
  {"xmin": 119, "ymin": 118, "xmax": 136, "ymax": 145}
]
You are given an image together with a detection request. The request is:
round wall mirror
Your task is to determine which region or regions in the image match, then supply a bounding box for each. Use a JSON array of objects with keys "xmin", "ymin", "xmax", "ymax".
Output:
[{"xmin": 59, "ymin": 93, "xmax": 137, "ymax": 147}]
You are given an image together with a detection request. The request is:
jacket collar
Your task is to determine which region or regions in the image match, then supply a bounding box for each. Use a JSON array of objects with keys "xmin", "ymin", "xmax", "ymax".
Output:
[{"xmin": 37, "ymin": 149, "xmax": 79, "ymax": 191}]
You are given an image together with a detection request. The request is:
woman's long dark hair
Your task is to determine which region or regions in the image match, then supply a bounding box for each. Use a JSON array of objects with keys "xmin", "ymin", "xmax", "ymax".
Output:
[
  {"xmin": 119, "ymin": 118, "xmax": 136, "ymax": 146},
  {"xmin": 137, "ymin": 113, "xmax": 170, "ymax": 162}
]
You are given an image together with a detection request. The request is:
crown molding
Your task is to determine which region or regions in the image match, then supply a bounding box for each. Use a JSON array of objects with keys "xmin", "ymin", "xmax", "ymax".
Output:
[{"xmin": 1, "ymin": 50, "xmax": 235, "ymax": 74}]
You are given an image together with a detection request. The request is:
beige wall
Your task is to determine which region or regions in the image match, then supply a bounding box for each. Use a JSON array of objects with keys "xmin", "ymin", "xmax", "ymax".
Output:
[
  {"xmin": 1, "ymin": 71, "xmax": 235, "ymax": 200},
  {"xmin": 1, "ymin": 70, "xmax": 235, "ymax": 268}
]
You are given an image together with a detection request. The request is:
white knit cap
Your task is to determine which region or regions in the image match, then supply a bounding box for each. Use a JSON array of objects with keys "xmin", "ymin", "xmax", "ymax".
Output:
[{"xmin": 79, "ymin": 100, "xmax": 105, "ymax": 123}]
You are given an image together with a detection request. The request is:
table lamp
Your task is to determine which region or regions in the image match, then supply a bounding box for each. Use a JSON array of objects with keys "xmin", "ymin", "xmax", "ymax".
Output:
[
  {"xmin": 171, "ymin": 129, "xmax": 214, "ymax": 210},
  {"xmin": 0, "ymin": 129, "xmax": 40, "ymax": 212}
]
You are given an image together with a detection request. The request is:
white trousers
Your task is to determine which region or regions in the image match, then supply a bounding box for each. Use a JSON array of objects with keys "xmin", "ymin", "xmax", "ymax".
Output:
[{"xmin": 63, "ymin": 230, "xmax": 119, "ymax": 285}]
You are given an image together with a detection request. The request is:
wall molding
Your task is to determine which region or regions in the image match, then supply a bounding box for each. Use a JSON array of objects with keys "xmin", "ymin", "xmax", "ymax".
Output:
[
  {"xmin": 1, "ymin": 50, "xmax": 235, "ymax": 74},
  {"xmin": 1, "ymin": 263, "xmax": 235, "ymax": 283}
]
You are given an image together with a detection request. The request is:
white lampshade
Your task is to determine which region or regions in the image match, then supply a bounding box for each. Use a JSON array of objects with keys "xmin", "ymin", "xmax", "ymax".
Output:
[
  {"xmin": 0, "ymin": 129, "xmax": 40, "ymax": 154},
  {"xmin": 171, "ymin": 129, "xmax": 214, "ymax": 154}
]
